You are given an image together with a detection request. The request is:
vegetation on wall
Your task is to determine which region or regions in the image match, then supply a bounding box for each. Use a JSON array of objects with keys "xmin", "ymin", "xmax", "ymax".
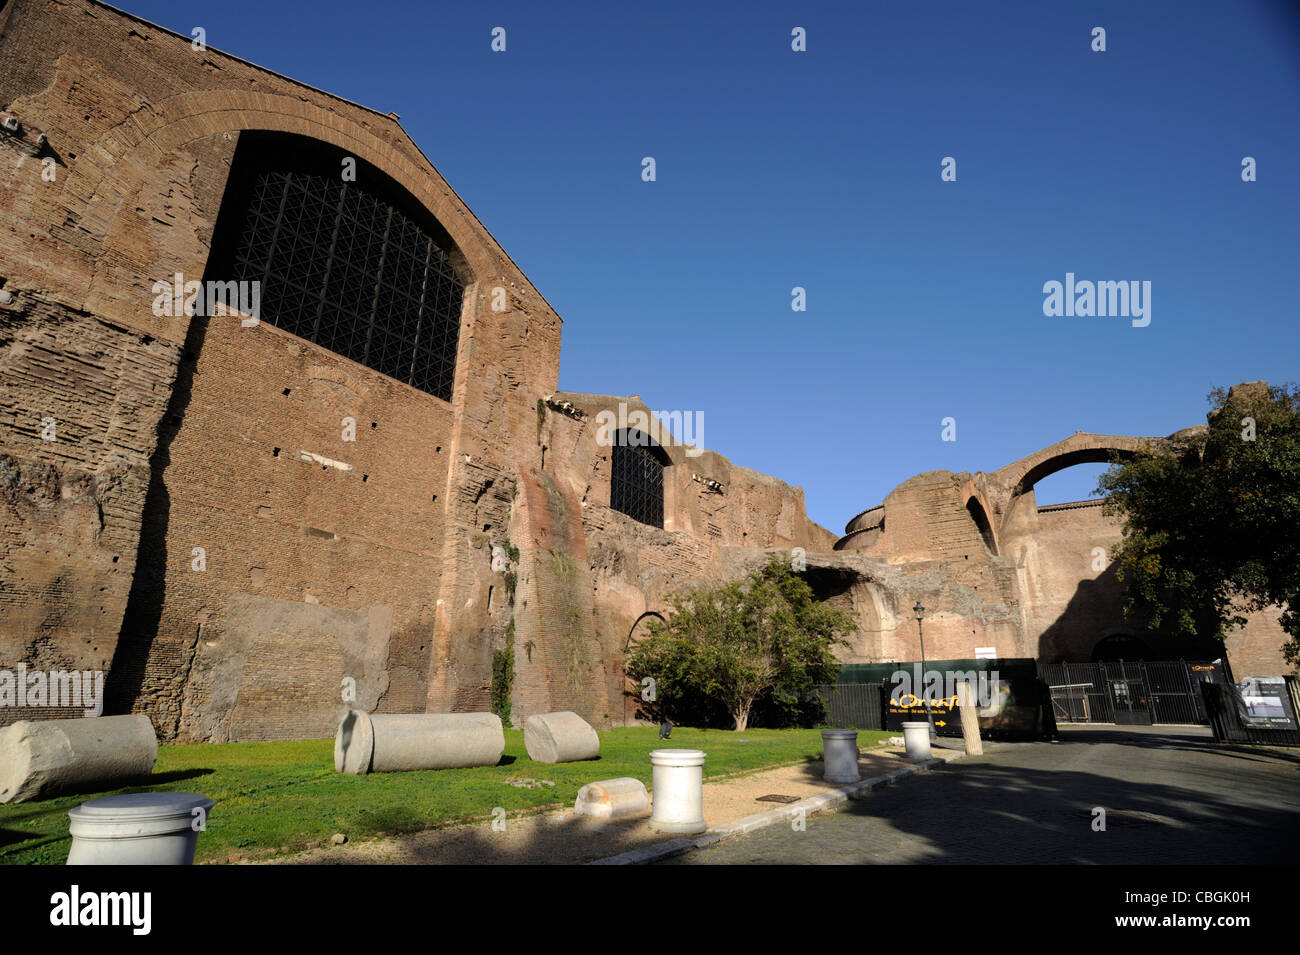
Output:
[{"xmin": 491, "ymin": 617, "xmax": 515, "ymax": 726}]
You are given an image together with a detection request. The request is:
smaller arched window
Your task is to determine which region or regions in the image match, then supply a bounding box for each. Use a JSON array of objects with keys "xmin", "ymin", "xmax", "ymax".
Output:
[
  {"xmin": 966, "ymin": 497, "xmax": 998, "ymax": 555},
  {"xmin": 610, "ymin": 430, "xmax": 670, "ymax": 528}
]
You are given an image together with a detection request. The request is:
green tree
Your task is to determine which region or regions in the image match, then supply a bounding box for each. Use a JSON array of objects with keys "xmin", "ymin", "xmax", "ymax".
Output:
[
  {"xmin": 625, "ymin": 555, "xmax": 853, "ymax": 730},
  {"xmin": 1097, "ymin": 382, "xmax": 1300, "ymax": 665}
]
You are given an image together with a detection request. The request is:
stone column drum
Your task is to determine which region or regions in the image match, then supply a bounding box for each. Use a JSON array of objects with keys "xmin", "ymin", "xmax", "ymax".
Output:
[
  {"xmin": 648, "ymin": 748, "xmax": 707, "ymax": 835},
  {"xmin": 0, "ymin": 715, "xmax": 158, "ymax": 804},
  {"xmin": 67, "ymin": 792, "xmax": 214, "ymax": 865},
  {"xmin": 524, "ymin": 711, "xmax": 599, "ymax": 764},
  {"xmin": 574, "ymin": 777, "xmax": 650, "ymax": 819},
  {"xmin": 334, "ymin": 711, "xmax": 504, "ymax": 774},
  {"xmin": 821, "ymin": 729, "xmax": 860, "ymax": 783},
  {"xmin": 902, "ymin": 721, "xmax": 932, "ymax": 759}
]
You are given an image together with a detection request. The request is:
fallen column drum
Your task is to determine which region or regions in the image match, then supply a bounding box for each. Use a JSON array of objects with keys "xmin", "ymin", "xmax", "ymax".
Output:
[{"xmin": 334, "ymin": 710, "xmax": 505, "ymax": 774}]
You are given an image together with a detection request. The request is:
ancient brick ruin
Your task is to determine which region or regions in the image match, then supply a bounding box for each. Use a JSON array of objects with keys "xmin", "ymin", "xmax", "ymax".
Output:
[{"xmin": 0, "ymin": 1, "xmax": 1289, "ymax": 741}]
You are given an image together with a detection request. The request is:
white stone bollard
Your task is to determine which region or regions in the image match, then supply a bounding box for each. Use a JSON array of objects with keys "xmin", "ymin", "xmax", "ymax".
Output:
[
  {"xmin": 574, "ymin": 777, "xmax": 649, "ymax": 819},
  {"xmin": 334, "ymin": 710, "xmax": 504, "ymax": 774},
  {"xmin": 524, "ymin": 711, "xmax": 600, "ymax": 764},
  {"xmin": 67, "ymin": 792, "xmax": 213, "ymax": 865},
  {"xmin": 821, "ymin": 729, "xmax": 860, "ymax": 783},
  {"xmin": 0, "ymin": 715, "xmax": 158, "ymax": 804},
  {"xmin": 902, "ymin": 721, "xmax": 932, "ymax": 759},
  {"xmin": 648, "ymin": 748, "xmax": 706, "ymax": 835}
]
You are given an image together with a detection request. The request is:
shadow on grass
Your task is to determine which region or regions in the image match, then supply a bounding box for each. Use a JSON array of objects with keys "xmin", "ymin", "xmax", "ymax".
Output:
[{"xmin": 0, "ymin": 827, "xmax": 33, "ymax": 848}]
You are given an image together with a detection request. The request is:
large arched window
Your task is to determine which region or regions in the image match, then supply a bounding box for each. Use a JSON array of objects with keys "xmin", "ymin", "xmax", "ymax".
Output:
[
  {"xmin": 610, "ymin": 430, "xmax": 669, "ymax": 528},
  {"xmin": 205, "ymin": 132, "xmax": 465, "ymax": 401}
]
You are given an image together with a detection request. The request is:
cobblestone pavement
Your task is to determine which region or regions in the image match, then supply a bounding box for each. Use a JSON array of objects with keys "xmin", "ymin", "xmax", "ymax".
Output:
[{"xmin": 662, "ymin": 726, "xmax": 1300, "ymax": 864}]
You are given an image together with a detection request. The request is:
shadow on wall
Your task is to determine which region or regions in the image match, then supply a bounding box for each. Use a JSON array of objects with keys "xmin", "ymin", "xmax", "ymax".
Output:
[
  {"xmin": 104, "ymin": 313, "xmax": 213, "ymax": 728},
  {"xmin": 1035, "ymin": 564, "xmax": 1226, "ymax": 662},
  {"xmin": 1033, "ymin": 563, "xmax": 1129, "ymax": 662}
]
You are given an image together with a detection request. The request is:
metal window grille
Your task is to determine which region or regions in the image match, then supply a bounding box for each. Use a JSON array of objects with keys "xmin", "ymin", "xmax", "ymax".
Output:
[
  {"xmin": 610, "ymin": 435, "xmax": 665, "ymax": 528},
  {"xmin": 227, "ymin": 169, "xmax": 463, "ymax": 401}
]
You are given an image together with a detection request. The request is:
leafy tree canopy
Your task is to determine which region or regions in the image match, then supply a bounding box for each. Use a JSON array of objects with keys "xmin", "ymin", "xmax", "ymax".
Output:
[
  {"xmin": 625, "ymin": 555, "xmax": 853, "ymax": 730},
  {"xmin": 1097, "ymin": 382, "xmax": 1300, "ymax": 665}
]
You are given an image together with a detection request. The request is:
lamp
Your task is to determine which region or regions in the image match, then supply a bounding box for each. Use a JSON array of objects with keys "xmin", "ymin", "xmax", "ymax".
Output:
[{"xmin": 913, "ymin": 600, "xmax": 937, "ymax": 740}]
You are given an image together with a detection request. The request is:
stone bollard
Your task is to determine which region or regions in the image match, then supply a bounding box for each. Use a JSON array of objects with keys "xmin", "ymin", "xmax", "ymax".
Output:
[
  {"xmin": 821, "ymin": 729, "xmax": 860, "ymax": 783},
  {"xmin": 574, "ymin": 777, "xmax": 649, "ymax": 819},
  {"xmin": 0, "ymin": 715, "xmax": 158, "ymax": 804},
  {"xmin": 524, "ymin": 711, "xmax": 600, "ymax": 764},
  {"xmin": 648, "ymin": 749, "xmax": 707, "ymax": 835},
  {"xmin": 955, "ymin": 681, "xmax": 984, "ymax": 756},
  {"xmin": 334, "ymin": 711, "xmax": 504, "ymax": 774},
  {"xmin": 902, "ymin": 721, "xmax": 932, "ymax": 760},
  {"xmin": 67, "ymin": 792, "xmax": 213, "ymax": 865}
]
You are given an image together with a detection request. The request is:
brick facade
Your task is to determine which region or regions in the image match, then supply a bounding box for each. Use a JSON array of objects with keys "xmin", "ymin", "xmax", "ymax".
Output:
[{"xmin": 1, "ymin": 1, "xmax": 1290, "ymax": 744}]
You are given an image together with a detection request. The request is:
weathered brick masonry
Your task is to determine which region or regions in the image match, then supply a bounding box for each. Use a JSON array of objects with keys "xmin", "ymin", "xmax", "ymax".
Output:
[
  {"xmin": 1, "ymin": 2, "xmax": 1289, "ymax": 743},
  {"xmin": 0, "ymin": 0, "xmax": 835, "ymax": 739}
]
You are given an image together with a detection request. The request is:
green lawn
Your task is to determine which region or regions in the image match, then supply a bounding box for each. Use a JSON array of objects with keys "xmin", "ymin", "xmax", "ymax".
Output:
[{"xmin": 0, "ymin": 726, "xmax": 893, "ymax": 864}]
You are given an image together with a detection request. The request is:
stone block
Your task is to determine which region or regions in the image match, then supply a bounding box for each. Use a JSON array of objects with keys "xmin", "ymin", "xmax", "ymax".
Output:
[
  {"xmin": 334, "ymin": 710, "xmax": 504, "ymax": 774},
  {"xmin": 574, "ymin": 777, "xmax": 649, "ymax": 819},
  {"xmin": 524, "ymin": 711, "xmax": 599, "ymax": 764},
  {"xmin": 0, "ymin": 715, "xmax": 158, "ymax": 804}
]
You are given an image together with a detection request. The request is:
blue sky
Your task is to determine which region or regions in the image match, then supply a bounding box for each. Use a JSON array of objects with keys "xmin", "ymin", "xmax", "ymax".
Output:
[{"xmin": 127, "ymin": 0, "xmax": 1300, "ymax": 533}]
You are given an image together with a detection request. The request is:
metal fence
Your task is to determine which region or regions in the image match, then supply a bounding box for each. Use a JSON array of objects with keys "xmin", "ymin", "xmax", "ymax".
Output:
[
  {"xmin": 1039, "ymin": 660, "xmax": 1213, "ymax": 725},
  {"xmin": 811, "ymin": 682, "xmax": 884, "ymax": 730}
]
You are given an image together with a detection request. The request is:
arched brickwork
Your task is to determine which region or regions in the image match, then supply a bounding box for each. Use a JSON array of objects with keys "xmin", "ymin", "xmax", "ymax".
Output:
[{"xmin": 67, "ymin": 90, "xmax": 491, "ymax": 281}]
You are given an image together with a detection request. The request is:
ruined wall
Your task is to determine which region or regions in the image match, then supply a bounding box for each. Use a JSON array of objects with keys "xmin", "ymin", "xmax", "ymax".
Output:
[
  {"xmin": 529, "ymin": 393, "xmax": 838, "ymax": 725},
  {"xmin": 2, "ymin": 0, "xmax": 839, "ymax": 740},
  {"xmin": 1004, "ymin": 498, "xmax": 1128, "ymax": 662},
  {"xmin": 0, "ymin": 297, "xmax": 178, "ymax": 725},
  {"xmin": 834, "ymin": 426, "xmax": 1297, "ymax": 678},
  {"xmin": 0, "ymin": 0, "xmax": 563, "ymax": 739}
]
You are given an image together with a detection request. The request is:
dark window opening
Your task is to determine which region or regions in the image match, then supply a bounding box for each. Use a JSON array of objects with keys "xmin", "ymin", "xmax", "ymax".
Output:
[
  {"xmin": 966, "ymin": 496, "xmax": 997, "ymax": 555},
  {"xmin": 610, "ymin": 430, "xmax": 669, "ymax": 528},
  {"xmin": 205, "ymin": 132, "xmax": 465, "ymax": 402}
]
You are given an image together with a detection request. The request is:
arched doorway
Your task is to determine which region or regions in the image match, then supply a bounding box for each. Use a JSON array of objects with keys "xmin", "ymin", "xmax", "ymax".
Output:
[{"xmin": 622, "ymin": 611, "xmax": 666, "ymax": 725}]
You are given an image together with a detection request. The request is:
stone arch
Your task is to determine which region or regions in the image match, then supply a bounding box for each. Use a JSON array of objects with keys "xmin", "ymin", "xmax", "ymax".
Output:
[
  {"xmin": 621, "ymin": 610, "xmax": 666, "ymax": 726},
  {"xmin": 625, "ymin": 610, "xmax": 666, "ymax": 653},
  {"xmin": 64, "ymin": 90, "xmax": 491, "ymax": 319},
  {"xmin": 994, "ymin": 433, "xmax": 1157, "ymax": 499},
  {"xmin": 610, "ymin": 430, "xmax": 670, "ymax": 528},
  {"xmin": 1091, "ymin": 633, "xmax": 1151, "ymax": 662}
]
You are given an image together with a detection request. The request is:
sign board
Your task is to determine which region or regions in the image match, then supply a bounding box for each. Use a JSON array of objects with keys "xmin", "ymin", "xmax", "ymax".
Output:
[{"xmin": 1239, "ymin": 677, "xmax": 1297, "ymax": 729}]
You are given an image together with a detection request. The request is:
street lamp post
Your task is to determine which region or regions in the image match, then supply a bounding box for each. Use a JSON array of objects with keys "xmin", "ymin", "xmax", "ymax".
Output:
[{"xmin": 913, "ymin": 601, "xmax": 937, "ymax": 740}]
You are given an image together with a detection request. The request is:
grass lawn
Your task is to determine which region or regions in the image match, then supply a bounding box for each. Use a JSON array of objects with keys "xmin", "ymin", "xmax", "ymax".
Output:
[{"xmin": 0, "ymin": 726, "xmax": 894, "ymax": 864}]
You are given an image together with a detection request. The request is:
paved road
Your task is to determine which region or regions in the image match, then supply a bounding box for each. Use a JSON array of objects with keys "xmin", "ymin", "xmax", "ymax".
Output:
[{"xmin": 662, "ymin": 726, "xmax": 1300, "ymax": 864}]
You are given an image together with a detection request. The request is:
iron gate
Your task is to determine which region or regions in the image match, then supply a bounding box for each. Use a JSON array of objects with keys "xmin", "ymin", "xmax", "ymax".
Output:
[
  {"xmin": 811, "ymin": 683, "xmax": 884, "ymax": 730},
  {"xmin": 1040, "ymin": 660, "xmax": 1213, "ymax": 725}
]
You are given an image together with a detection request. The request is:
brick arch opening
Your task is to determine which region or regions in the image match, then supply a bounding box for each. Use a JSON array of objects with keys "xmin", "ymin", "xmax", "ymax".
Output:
[
  {"xmin": 625, "ymin": 610, "xmax": 666, "ymax": 653},
  {"xmin": 965, "ymin": 496, "xmax": 998, "ymax": 555},
  {"xmin": 1092, "ymin": 633, "xmax": 1151, "ymax": 662},
  {"xmin": 103, "ymin": 104, "xmax": 483, "ymax": 735},
  {"xmin": 1013, "ymin": 447, "xmax": 1136, "ymax": 497},
  {"xmin": 610, "ymin": 430, "xmax": 670, "ymax": 528},
  {"xmin": 70, "ymin": 90, "xmax": 491, "ymax": 309},
  {"xmin": 622, "ymin": 610, "xmax": 667, "ymax": 725},
  {"xmin": 203, "ymin": 130, "xmax": 468, "ymax": 402}
]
